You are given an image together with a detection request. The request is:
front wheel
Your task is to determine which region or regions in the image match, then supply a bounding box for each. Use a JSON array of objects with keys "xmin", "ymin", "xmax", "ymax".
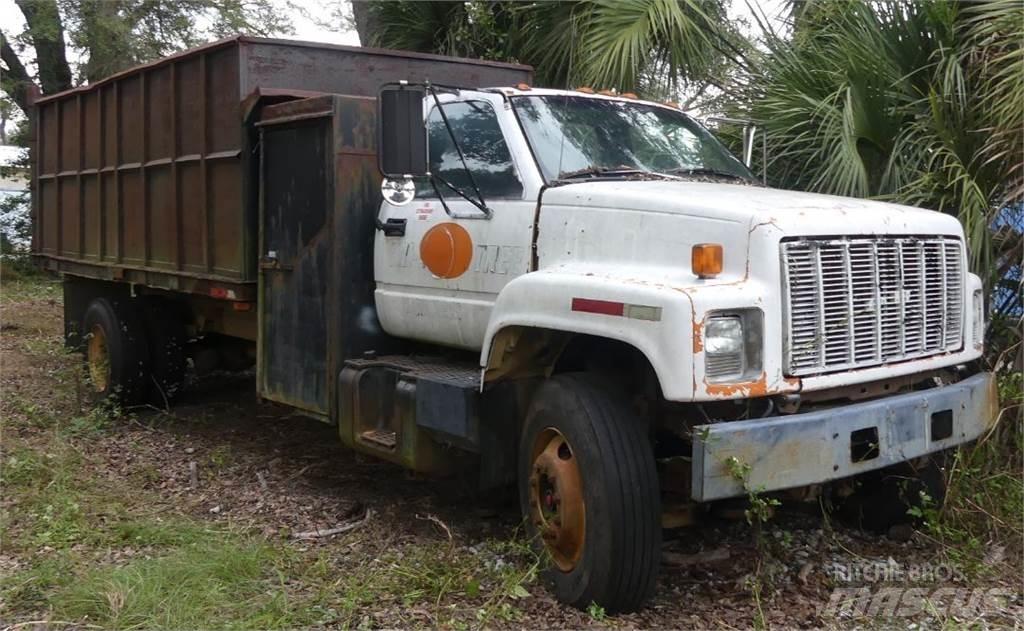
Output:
[{"xmin": 519, "ymin": 373, "xmax": 661, "ymax": 613}]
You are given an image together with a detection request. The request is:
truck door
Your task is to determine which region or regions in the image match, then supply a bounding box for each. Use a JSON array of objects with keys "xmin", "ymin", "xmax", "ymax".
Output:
[
  {"xmin": 257, "ymin": 119, "xmax": 331, "ymax": 416},
  {"xmin": 373, "ymin": 95, "xmax": 537, "ymax": 349}
]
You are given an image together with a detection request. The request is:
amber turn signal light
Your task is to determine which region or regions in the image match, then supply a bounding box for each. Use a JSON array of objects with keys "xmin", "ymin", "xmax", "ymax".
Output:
[{"xmin": 692, "ymin": 244, "xmax": 723, "ymax": 278}]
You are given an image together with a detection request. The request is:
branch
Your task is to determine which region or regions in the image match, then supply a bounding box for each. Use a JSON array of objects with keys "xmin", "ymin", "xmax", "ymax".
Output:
[
  {"xmin": 292, "ymin": 508, "xmax": 374, "ymax": 540},
  {"xmin": 0, "ymin": 30, "xmax": 33, "ymax": 114}
]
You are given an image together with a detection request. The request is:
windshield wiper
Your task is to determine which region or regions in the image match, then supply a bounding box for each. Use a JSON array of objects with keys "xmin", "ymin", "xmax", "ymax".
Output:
[
  {"xmin": 559, "ymin": 166, "xmax": 646, "ymax": 179},
  {"xmin": 556, "ymin": 165, "xmax": 665, "ymax": 181},
  {"xmin": 669, "ymin": 167, "xmax": 749, "ymax": 181}
]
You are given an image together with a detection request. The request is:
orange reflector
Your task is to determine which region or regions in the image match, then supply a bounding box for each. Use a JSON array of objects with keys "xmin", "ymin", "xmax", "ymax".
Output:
[
  {"xmin": 516, "ymin": 83, "xmax": 532, "ymax": 91},
  {"xmin": 232, "ymin": 302, "xmax": 253, "ymax": 312},
  {"xmin": 692, "ymin": 244, "xmax": 723, "ymax": 278}
]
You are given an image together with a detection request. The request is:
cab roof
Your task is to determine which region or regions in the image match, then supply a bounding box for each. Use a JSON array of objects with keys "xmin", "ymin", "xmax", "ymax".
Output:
[{"xmin": 488, "ymin": 86, "xmax": 686, "ymax": 113}]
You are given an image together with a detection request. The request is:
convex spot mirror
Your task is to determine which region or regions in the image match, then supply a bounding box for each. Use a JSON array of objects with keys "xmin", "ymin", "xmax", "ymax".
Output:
[
  {"xmin": 381, "ymin": 177, "xmax": 416, "ymax": 206},
  {"xmin": 378, "ymin": 84, "xmax": 428, "ymax": 178}
]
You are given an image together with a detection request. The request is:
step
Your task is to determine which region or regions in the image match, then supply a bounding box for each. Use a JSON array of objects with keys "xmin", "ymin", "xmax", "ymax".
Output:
[{"xmin": 360, "ymin": 429, "xmax": 397, "ymax": 449}]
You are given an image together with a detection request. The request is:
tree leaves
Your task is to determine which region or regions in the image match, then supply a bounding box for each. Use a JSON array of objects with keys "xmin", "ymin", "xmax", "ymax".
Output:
[
  {"xmin": 365, "ymin": 0, "xmax": 740, "ymax": 96},
  {"xmin": 723, "ymin": 0, "xmax": 1022, "ymax": 316}
]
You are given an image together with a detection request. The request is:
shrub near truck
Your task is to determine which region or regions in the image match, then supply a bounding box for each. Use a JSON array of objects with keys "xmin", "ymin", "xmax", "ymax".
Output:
[{"xmin": 32, "ymin": 40, "xmax": 997, "ymax": 612}]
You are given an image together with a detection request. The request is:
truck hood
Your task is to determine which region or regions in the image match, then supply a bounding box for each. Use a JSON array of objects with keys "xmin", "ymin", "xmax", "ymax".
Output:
[{"xmin": 540, "ymin": 180, "xmax": 963, "ymax": 236}]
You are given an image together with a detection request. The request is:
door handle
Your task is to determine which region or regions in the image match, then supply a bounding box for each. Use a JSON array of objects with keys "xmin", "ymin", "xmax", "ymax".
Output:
[{"xmin": 376, "ymin": 217, "xmax": 407, "ymax": 237}]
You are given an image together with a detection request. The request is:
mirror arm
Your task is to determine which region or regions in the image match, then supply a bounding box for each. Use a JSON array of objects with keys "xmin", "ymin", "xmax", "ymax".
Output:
[
  {"xmin": 431, "ymin": 173, "xmax": 493, "ymax": 218},
  {"xmin": 427, "ymin": 83, "xmax": 490, "ymax": 211}
]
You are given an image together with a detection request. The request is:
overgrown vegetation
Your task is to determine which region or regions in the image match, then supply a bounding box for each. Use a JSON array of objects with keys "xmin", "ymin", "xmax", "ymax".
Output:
[
  {"xmin": 0, "ymin": 283, "xmax": 541, "ymax": 628},
  {"xmin": 721, "ymin": 0, "xmax": 1022, "ymax": 328}
]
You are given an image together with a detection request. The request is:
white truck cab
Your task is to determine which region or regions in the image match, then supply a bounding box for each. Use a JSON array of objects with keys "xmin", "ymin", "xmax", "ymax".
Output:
[{"xmin": 370, "ymin": 84, "xmax": 996, "ymax": 612}]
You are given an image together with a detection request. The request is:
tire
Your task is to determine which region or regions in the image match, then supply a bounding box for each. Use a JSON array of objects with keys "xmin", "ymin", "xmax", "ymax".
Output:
[
  {"xmin": 81, "ymin": 297, "xmax": 150, "ymax": 405},
  {"xmin": 836, "ymin": 455, "xmax": 948, "ymax": 534},
  {"xmin": 518, "ymin": 373, "xmax": 661, "ymax": 613},
  {"xmin": 140, "ymin": 297, "xmax": 188, "ymax": 405}
]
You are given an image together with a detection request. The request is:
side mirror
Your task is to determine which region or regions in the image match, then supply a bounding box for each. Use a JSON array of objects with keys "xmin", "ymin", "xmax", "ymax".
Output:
[{"xmin": 378, "ymin": 84, "xmax": 428, "ymax": 178}]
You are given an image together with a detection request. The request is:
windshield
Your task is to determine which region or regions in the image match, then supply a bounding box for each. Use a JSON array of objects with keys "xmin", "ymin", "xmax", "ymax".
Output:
[{"xmin": 511, "ymin": 95, "xmax": 753, "ymax": 183}]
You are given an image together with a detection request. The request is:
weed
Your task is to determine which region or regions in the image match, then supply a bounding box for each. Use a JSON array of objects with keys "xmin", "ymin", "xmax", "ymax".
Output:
[
  {"xmin": 587, "ymin": 601, "xmax": 607, "ymax": 621},
  {"xmin": 207, "ymin": 444, "xmax": 234, "ymax": 471},
  {"xmin": 724, "ymin": 456, "xmax": 781, "ymax": 528}
]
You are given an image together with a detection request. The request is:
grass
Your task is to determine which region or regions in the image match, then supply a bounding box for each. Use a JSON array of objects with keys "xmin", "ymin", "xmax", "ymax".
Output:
[
  {"xmin": 1, "ymin": 276, "xmax": 540, "ymax": 628},
  {"xmin": 917, "ymin": 370, "xmax": 1024, "ymax": 578}
]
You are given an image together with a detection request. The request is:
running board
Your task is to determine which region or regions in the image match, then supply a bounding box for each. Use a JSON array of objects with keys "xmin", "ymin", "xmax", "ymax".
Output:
[{"xmin": 337, "ymin": 355, "xmax": 481, "ymax": 474}]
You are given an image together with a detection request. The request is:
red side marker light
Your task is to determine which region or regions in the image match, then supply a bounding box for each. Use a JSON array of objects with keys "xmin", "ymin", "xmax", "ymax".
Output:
[{"xmin": 571, "ymin": 298, "xmax": 625, "ymax": 316}]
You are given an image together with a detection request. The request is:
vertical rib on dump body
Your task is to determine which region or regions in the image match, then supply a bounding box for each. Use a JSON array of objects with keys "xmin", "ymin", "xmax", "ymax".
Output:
[{"xmin": 30, "ymin": 36, "xmax": 532, "ymax": 297}]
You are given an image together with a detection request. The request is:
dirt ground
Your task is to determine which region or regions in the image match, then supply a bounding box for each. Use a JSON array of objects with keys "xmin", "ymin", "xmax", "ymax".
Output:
[{"xmin": 2, "ymin": 277, "xmax": 1021, "ymax": 629}]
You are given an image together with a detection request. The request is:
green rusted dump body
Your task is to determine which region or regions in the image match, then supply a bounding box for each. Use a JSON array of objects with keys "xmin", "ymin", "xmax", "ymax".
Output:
[{"xmin": 30, "ymin": 36, "xmax": 532, "ymax": 299}]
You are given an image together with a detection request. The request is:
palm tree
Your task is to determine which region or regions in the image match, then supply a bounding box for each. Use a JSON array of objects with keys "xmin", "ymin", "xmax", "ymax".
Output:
[
  {"xmin": 724, "ymin": 0, "xmax": 1022, "ymax": 328},
  {"xmin": 356, "ymin": 0, "xmax": 743, "ymax": 97}
]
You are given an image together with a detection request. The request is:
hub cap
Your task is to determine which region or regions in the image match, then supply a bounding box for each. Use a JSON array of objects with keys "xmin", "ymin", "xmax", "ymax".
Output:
[
  {"xmin": 529, "ymin": 428, "xmax": 585, "ymax": 571},
  {"xmin": 86, "ymin": 324, "xmax": 110, "ymax": 392}
]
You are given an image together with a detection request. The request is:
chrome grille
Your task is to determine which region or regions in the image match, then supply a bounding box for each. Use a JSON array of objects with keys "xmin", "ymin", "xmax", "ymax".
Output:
[{"xmin": 782, "ymin": 236, "xmax": 964, "ymax": 376}]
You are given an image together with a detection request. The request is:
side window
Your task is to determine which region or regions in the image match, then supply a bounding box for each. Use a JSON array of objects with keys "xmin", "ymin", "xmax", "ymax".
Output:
[{"xmin": 418, "ymin": 100, "xmax": 523, "ymax": 199}]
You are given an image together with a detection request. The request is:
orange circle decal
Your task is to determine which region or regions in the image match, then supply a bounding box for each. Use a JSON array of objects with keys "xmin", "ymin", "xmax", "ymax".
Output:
[{"xmin": 420, "ymin": 222, "xmax": 473, "ymax": 279}]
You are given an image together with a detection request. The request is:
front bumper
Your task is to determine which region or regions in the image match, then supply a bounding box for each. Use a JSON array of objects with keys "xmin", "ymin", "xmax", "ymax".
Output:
[{"xmin": 691, "ymin": 372, "xmax": 998, "ymax": 502}]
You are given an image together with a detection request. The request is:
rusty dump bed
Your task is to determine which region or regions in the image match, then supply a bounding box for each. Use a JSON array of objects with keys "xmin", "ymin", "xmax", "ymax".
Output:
[{"xmin": 31, "ymin": 36, "xmax": 532, "ymax": 297}]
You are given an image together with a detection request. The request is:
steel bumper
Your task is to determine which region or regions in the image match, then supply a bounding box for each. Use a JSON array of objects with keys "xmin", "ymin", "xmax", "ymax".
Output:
[{"xmin": 691, "ymin": 372, "xmax": 999, "ymax": 502}]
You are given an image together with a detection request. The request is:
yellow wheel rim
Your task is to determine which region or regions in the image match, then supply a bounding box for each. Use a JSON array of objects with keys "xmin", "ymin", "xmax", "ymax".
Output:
[
  {"xmin": 529, "ymin": 428, "xmax": 586, "ymax": 572},
  {"xmin": 86, "ymin": 324, "xmax": 110, "ymax": 392}
]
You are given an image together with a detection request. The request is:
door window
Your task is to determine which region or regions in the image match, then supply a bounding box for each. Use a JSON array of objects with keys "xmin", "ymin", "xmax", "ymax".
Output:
[{"xmin": 419, "ymin": 100, "xmax": 523, "ymax": 199}]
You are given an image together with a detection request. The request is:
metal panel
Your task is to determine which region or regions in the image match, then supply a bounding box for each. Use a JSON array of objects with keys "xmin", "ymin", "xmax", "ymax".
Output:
[
  {"xmin": 258, "ymin": 117, "xmax": 331, "ymax": 414},
  {"xmin": 692, "ymin": 372, "xmax": 998, "ymax": 501},
  {"xmin": 257, "ymin": 95, "xmax": 401, "ymax": 418},
  {"xmin": 782, "ymin": 236, "xmax": 965, "ymax": 376}
]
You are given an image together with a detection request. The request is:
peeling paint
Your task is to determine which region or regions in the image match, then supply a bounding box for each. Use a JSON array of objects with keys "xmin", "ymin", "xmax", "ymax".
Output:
[
  {"xmin": 704, "ymin": 371, "xmax": 769, "ymax": 398},
  {"xmin": 692, "ymin": 317, "xmax": 704, "ymax": 353}
]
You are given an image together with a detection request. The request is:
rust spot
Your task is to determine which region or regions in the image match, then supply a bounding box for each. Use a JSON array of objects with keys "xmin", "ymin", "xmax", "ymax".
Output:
[
  {"xmin": 692, "ymin": 318, "xmax": 703, "ymax": 353},
  {"xmin": 704, "ymin": 372, "xmax": 769, "ymax": 398},
  {"xmin": 576, "ymin": 86, "xmax": 595, "ymax": 94},
  {"xmin": 420, "ymin": 222, "xmax": 473, "ymax": 279}
]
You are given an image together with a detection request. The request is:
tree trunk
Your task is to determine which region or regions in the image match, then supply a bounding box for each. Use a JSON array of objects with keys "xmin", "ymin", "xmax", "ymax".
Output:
[
  {"xmin": 350, "ymin": 0, "xmax": 380, "ymax": 47},
  {"xmin": 15, "ymin": 0, "xmax": 73, "ymax": 95}
]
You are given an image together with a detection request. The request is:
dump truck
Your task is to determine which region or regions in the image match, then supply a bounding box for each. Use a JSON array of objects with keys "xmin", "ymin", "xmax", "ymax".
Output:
[{"xmin": 31, "ymin": 36, "xmax": 997, "ymax": 613}]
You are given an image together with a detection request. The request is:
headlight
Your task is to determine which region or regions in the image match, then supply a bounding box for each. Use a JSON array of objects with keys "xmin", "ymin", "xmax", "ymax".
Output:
[
  {"xmin": 704, "ymin": 310, "xmax": 763, "ymax": 382},
  {"xmin": 706, "ymin": 317, "xmax": 743, "ymax": 354},
  {"xmin": 972, "ymin": 289, "xmax": 984, "ymax": 348}
]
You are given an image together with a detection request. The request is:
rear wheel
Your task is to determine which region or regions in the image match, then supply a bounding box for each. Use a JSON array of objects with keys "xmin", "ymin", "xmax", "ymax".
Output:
[
  {"xmin": 519, "ymin": 373, "xmax": 661, "ymax": 613},
  {"xmin": 81, "ymin": 297, "xmax": 150, "ymax": 405}
]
